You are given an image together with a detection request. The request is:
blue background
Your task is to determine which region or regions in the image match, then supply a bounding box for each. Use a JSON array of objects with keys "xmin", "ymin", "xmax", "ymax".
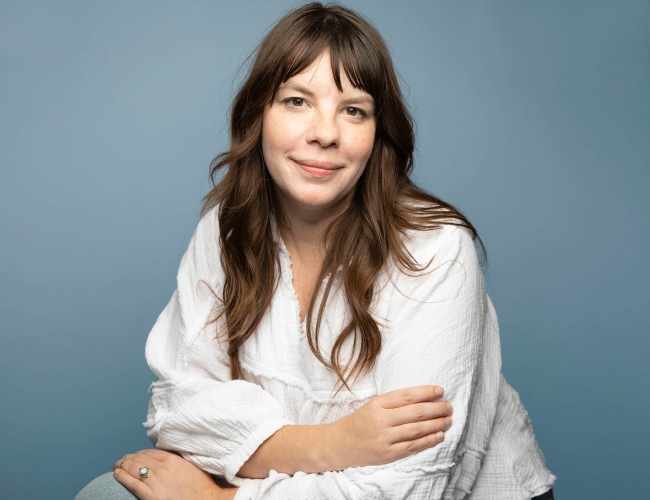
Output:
[{"xmin": 1, "ymin": 1, "xmax": 648, "ymax": 498}]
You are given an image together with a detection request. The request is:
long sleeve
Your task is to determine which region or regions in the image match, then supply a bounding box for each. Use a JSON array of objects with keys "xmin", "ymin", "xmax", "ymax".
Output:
[
  {"xmin": 234, "ymin": 225, "xmax": 499, "ymax": 500},
  {"xmin": 143, "ymin": 208, "xmax": 293, "ymax": 481}
]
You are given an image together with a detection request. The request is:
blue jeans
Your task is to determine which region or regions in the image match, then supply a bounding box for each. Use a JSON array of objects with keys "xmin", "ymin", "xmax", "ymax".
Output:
[
  {"xmin": 75, "ymin": 472, "xmax": 137, "ymax": 500},
  {"xmin": 75, "ymin": 472, "xmax": 554, "ymax": 499}
]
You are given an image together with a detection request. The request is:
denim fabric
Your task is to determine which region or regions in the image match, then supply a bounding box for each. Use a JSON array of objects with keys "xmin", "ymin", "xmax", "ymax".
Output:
[
  {"xmin": 74, "ymin": 472, "xmax": 554, "ymax": 499},
  {"xmin": 75, "ymin": 472, "xmax": 137, "ymax": 500}
]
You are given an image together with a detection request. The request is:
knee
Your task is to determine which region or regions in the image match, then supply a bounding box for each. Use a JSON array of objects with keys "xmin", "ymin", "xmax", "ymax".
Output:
[{"xmin": 75, "ymin": 472, "xmax": 137, "ymax": 500}]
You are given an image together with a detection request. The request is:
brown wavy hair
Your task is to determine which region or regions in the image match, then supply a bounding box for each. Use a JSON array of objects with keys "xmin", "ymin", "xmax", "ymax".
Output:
[{"xmin": 202, "ymin": 2, "xmax": 484, "ymax": 388}]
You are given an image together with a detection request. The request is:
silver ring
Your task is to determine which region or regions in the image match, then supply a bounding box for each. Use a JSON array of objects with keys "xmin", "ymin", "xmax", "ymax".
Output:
[
  {"xmin": 139, "ymin": 467, "xmax": 150, "ymax": 480},
  {"xmin": 119, "ymin": 459, "xmax": 126, "ymax": 469}
]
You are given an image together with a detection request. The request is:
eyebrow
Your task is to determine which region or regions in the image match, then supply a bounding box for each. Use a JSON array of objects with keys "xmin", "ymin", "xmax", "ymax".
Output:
[{"xmin": 278, "ymin": 83, "xmax": 375, "ymax": 109}]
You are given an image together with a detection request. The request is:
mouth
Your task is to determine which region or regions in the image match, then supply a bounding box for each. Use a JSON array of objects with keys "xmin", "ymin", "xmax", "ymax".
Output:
[{"xmin": 292, "ymin": 159, "xmax": 343, "ymax": 178}]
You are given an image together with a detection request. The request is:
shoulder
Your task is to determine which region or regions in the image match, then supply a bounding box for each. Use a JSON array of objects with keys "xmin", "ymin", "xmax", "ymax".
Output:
[
  {"xmin": 396, "ymin": 196, "xmax": 478, "ymax": 266},
  {"xmin": 379, "ymin": 223, "xmax": 487, "ymax": 349},
  {"xmin": 178, "ymin": 205, "xmax": 223, "ymax": 287},
  {"xmin": 195, "ymin": 204, "xmax": 220, "ymax": 242},
  {"xmin": 385, "ymin": 223, "xmax": 484, "ymax": 310},
  {"xmin": 403, "ymin": 223, "xmax": 478, "ymax": 270},
  {"xmin": 189, "ymin": 205, "xmax": 221, "ymax": 261}
]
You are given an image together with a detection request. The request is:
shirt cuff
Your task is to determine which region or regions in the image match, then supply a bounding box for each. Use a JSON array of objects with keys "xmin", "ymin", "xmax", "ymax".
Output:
[{"xmin": 224, "ymin": 418, "xmax": 294, "ymax": 483}]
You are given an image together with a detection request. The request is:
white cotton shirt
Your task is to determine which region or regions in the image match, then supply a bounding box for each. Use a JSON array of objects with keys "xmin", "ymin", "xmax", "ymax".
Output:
[{"xmin": 143, "ymin": 207, "xmax": 556, "ymax": 500}]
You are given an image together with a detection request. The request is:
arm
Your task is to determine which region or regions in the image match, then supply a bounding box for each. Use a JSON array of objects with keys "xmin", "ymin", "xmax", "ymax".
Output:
[
  {"xmin": 143, "ymin": 208, "xmax": 294, "ymax": 481},
  {"xmin": 239, "ymin": 385, "xmax": 452, "ymax": 478},
  {"xmin": 232, "ymin": 225, "xmax": 498, "ymax": 499},
  {"xmin": 145, "ymin": 209, "xmax": 454, "ymax": 483}
]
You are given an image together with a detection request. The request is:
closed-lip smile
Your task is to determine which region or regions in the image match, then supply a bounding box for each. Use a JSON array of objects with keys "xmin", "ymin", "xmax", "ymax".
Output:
[{"xmin": 292, "ymin": 158, "xmax": 343, "ymax": 177}]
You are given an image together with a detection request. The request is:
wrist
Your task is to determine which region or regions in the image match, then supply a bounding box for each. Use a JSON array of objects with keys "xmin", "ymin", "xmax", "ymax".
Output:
[
  {"xmin": 304, "ymin": 423, "xmax": 339, "ymax": 473},
  {"xmin": 321, "ymin": 415, "xmax": 362, "ymax": 471},
  {"xmin": 273, "ymin": 424, "xmax": 336, "ymax": 474},
  {"xmin": 237, "ymin": 423, "xmax": 342, "ymax": 478}
]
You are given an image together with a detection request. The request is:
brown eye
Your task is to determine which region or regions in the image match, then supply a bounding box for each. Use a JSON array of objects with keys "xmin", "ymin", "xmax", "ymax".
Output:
[
  {"xmin": 345, "ymin": 107, "xmax": 361, "ymax": 116},
  {"xmin": 290, "ymin": 98, "xmax": 305, "ymax": 106}
]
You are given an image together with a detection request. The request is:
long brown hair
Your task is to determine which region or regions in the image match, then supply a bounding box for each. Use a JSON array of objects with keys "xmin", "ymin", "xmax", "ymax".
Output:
[{"xmin": 202, "ymin": 2, "xmax": 484, "ymax": 388}]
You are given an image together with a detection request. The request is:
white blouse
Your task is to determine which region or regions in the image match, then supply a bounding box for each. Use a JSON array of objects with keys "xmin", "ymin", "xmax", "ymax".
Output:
[{"xmin": 143, "ymin": 206, "xmax": 555, "ymax": 500}]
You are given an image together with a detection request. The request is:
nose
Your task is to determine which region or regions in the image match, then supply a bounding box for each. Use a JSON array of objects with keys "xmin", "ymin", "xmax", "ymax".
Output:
[{"xmin": 305, "ymin": 110, "xmax": 340, "ymax": 148}]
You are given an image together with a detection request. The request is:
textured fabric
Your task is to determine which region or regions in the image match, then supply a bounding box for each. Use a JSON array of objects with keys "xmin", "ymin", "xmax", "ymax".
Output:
[
  {"xmin": 75, "ymin": 472, "xmax": 138, "ymax": 500},
  {"xmin": 143, "ymin": 207, "xmax": 555, "ymax": 500}
]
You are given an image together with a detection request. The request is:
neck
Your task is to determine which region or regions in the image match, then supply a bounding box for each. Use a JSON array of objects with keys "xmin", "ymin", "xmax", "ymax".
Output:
[
  {"xmin": 276, "ymin": 195, "xmax": 350, "ymax": 266},
  {"xmin": 278, "ymin": 208, "xmax": 330, "ymax": 266}
]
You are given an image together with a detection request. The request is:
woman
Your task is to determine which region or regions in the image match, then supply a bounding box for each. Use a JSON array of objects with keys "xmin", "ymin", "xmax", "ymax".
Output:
[{"xmin": 77, "ymin": 3, "xmax": 555, "ymax": 499}]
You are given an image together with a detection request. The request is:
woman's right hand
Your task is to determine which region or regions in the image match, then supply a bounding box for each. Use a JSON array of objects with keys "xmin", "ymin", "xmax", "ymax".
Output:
[{"xmin": 326, "ymin": 385, "xmax": 453, "ymax": 470}]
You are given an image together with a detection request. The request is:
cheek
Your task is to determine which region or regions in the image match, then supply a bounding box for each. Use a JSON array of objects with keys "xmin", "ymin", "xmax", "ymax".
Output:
[
  {"xmin": 261, "ymin": 116, "xmax": 280, "ymax": 155},
  {"xmin": 350, "ymin": 129, "xmax": 376, "ymax": 163},
  {"xmin": 262, "ymin": 112, "xmax": 302, "ymax": 156}
]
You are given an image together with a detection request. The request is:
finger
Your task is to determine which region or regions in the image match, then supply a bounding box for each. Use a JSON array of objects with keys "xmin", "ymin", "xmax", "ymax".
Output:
[
  {"xmin": 378, "ymin": 386, "xmax": 445, "ymax": 409},
  {"xmin": 113, "ymin": 454, "xmax": 135, "ymax": 472},
  {"xmin": 389, "ymin": 430, "xmax": 446, "ymax": 459},
  {"xmin": 120, "ymin": 458, "xmax": 158, "ymax": 483},
  {"xmin": 113, "ymin": 451, "xmax": 163, "ymax": 473},
  {"xmin": 114, "ymin": 468, "xmax": 154, "ymax": 500},
  {"xmin": 389, "ymin": 401, "xmax": 453, "ymax": 426},
  {"xmin": 390, "ymin": 417, "xmax": 452, "ymax": 444}
]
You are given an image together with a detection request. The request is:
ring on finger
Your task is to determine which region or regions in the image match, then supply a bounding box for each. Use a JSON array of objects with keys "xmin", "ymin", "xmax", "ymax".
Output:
[
  {"xmin": 119, "ymin": 459, "xmax": 126, "ymax": 469},
  {"xmin": 139, "ymin": 467, "xmax": 150, "ymax": 480}
]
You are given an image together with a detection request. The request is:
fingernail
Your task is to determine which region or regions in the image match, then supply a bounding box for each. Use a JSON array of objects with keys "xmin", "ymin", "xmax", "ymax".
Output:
[
  {"xmin": 437, "ymin": 432, "xmax": 445, "ymax": 441},
  {"xmin": 445, "ymin": 417, "xmax": 452, "ymax": 428},
  {"xmin": 435, "ymin": 387, "xmax": 444, "ymax": 397},
  {"xmin": 445, "ymin": 402, "xmax": 453, "ymax": 414}
]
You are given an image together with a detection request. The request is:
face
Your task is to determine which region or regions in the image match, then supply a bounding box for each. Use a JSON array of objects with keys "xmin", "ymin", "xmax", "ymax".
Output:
[{"xmin": 262, "ymin": 50, "xmax": 376, "ymax": 221}]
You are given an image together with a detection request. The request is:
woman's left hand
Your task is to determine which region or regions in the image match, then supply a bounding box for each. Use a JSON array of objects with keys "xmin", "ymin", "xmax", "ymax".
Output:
[{"xmin": 113, "ymin": 449, "xmax": 238, "ymax": 500}]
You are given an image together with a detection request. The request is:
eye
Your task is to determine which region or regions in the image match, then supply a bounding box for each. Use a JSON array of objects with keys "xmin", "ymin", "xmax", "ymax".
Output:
[
  {"xmin": 287, "ymin": 97, "xmax": 306, "ymax": 107},
  {"xmin": 344, "ymin": 107, "xmax": 365, "ymax": 117}
]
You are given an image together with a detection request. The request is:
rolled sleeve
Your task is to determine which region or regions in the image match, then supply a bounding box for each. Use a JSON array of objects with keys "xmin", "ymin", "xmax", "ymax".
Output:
[{"xmin": 143, "ymin": 209, "xmax": 293, "ymax": 479}]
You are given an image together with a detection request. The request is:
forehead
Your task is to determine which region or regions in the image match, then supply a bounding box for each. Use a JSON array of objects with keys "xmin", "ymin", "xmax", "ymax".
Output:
[{"xmin": 278, "ymin": 51, "xmax": 374, "ymax": 101}]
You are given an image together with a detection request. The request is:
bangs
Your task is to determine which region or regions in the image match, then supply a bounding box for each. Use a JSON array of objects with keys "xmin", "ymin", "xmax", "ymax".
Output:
[{"xmin": 270, "ymin": 13, "xmax": 384, "ymax": 101}]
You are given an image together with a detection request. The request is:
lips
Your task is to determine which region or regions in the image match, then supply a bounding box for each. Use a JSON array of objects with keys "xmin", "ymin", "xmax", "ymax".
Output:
[{"xmin": 292, "ymin": 159, "xmax": 343, "ymax": 178}]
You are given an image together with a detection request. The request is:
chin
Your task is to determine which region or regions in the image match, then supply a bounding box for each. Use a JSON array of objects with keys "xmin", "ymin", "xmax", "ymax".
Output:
[
  {"xmin": 298, "ymin": 198, "xmax": 337, "ymax": 210},
  {"xmin": 295, "ymin": 194, "xmax": 342, "ymax": 211}
]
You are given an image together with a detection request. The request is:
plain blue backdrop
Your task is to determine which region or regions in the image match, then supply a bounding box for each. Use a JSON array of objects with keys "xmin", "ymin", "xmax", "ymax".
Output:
[{"xmin": 1, "ymin": 1, "xmax": 648, "ymax": 498}]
